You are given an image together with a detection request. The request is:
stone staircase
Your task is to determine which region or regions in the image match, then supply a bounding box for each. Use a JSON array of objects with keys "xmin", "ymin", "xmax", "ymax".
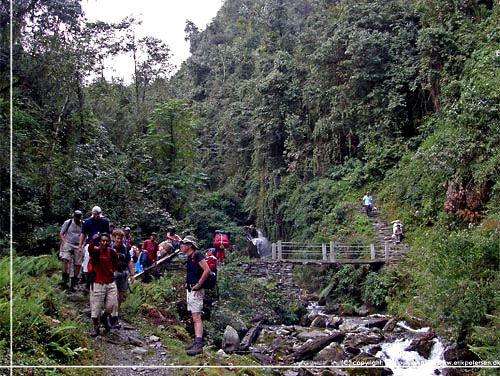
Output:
[{"xmin": 359, "ymin": 206, "xmax": 409, "ymax": 264}]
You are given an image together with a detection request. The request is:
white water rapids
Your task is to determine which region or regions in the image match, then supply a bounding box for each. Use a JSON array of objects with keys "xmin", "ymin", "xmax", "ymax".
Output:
[{"xmin": 375, "ymin": 337, "xmax": 445, "ymax": 376}]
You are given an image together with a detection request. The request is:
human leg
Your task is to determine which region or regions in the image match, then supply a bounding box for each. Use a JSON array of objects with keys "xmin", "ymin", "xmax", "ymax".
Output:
[
  {"xmin": 141, "ymin": 257, "xmax": 152, "ymax": 283},
  {"xmin": 58, "ymin": 259, "xmax": 70, "ymax": 290},
  {"xmin": 104, "ymin": 283, "xmax": 119, "ymax": 329},
  {"xmin": 90, "ymin": 283, "xmax": 106, "ymax": 337},
  {"xmin": 186, "ymin": 289, "xmax": 204, "ymax": 355}
]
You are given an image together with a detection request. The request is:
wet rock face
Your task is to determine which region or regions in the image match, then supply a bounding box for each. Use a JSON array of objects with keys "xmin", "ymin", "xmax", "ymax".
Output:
[
  {"xmin": 405, "ymin": 337, "xmax": 434, "ymax": 359},
  {"xmin": 443, "ymin": 343, "xmax": 480, "ymax": 362}
]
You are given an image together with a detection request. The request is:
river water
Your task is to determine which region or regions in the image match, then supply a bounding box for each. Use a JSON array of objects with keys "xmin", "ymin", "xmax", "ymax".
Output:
[
  {"xmin": 376, "ymin": 337, "xmax": 445, "ymax": 375},
  {"xmin": 257, "ymin": 303, "xmax": 448, "ymax": 374}
]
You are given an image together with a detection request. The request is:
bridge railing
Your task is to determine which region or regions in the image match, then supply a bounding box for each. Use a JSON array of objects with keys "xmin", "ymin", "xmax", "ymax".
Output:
[{"xmin": 271, "ymin": 241, "xmax": 388, "ymax": 263}]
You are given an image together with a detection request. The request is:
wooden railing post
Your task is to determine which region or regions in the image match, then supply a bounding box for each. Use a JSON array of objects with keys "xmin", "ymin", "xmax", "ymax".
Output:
[
  {"xmin": 277, "ymin": 240, "xmax": 283, "ymax": 261},
  {"xmin": 272, "ymin": 243, "xmax": 277, "ymax": 260},
  {"xmin": 330, "ymin": 241, "xmax": 335, "ymax": 262},
  {"xmin": 370, "ymin": 244, "xmax": 376, "ymax": 260},
  {"xmin": 322, "ymin": 243, "xmax": 327, "ymax": 261},
  {"xmin": 384, "ymin": 241, "xmax": 389, "ymax": 261}
]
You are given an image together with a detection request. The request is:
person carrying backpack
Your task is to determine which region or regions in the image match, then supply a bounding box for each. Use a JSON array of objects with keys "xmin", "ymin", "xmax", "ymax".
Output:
[
  {"xmin": 141, "ymin": 232, "xmax": 159, "ymax": 283},
  {"xmin": 205, "ymin": 248, "xmax": 217, "ymax": 273},
  {"xmin": 166, "ymin": 226, "xmax": 181, "ymax": 250},
  {"xmin": 88, "ymin": 233, "xmax": 119, "ymax": 337},
  {"xmin": 79, "ymin": 206, "xmax": 111, "ymax": 288},
  {"xmin": 213, "ymin": 230, "xmax": 230, "ymax": 266},
  {"xmin": 180, "ymin": 236, "xmax": 211, "ymax": 356},
  {"xmin": 112, "ymin": 229, "xmax": 135, "ymax": 310},
  {"xmin": 58, "ymin": 210, "xmax": 83, "ymax": 292}
]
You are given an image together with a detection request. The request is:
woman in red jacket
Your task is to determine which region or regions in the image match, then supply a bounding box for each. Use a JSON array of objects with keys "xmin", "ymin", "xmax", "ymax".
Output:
[{"xmin": 88, "ymin": 232, "xmax": 119, "ymax": 337}]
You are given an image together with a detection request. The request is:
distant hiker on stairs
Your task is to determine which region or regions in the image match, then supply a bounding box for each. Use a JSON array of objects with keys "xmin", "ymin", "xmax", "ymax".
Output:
[{"xmin": 362, "ymin": 192, "xmax": 374, "ymax": 216}]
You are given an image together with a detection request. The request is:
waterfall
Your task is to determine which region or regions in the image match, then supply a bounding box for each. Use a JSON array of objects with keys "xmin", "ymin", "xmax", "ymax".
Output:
[{"xmin": 250, "ymin": 230, "xmax": 271, "ymax": 257}]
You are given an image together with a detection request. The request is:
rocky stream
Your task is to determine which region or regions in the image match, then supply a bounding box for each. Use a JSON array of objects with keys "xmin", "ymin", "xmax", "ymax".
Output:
[{"xmin": 219, "ymin": 300, "xmax": 478, "ymax": 376}]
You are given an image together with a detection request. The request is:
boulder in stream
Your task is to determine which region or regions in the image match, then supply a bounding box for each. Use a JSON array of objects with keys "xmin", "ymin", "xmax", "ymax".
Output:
[
  {"xmin": 310, "ymin": 315, "xmax": 327, "ymax": 328},
  {"xmin": 314, "ymin": 343, "xmax": 349, "ymax": 362},
  {"xmin": 297, "ymin": 329, "xmax": 331, "ymax": 341},
  {"xmin": 443, "ymin": 343, "xmax": 480, "ymax": 362},
  {"xmin": 290, "ymin": 331, "xmax": 346, "ymax": 362},
  {"xmin": 405, "ymin": 337, "xmax": 434, "ymax": 359},
  {"xmin": 382, "ymin": 317, "xmax": 398, "ymax": 332},
  {"xmin": 365, "ymin": 317, "xmax": 390, "ymax": 329}
]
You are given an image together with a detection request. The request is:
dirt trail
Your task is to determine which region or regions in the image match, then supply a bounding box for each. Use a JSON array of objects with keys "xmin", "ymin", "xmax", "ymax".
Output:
[{"xmin": 65, "ymin": 287, "xmax": 174, "ymax": 375}]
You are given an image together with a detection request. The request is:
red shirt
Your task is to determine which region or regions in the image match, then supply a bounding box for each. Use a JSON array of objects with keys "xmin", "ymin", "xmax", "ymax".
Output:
[
  {"xmin": 142, "ymin": 239, "xmax": 159, "ymax": 261},
  {"xmin": 89, "ymin": 240, "xmax": 118, "ymax": 284}
]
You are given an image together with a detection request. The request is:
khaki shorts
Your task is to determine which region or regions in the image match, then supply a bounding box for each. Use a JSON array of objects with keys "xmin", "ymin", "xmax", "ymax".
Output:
[
  {"xmin": 60, "ymin": 243, "xmax": 83, "ymax": 266},
  {"xmin": 186, "ymin": 288, "xmax": 205, "ymax": 313},
  {"xmin": 90, "ymin": 282, "xmax": 118, "ymax": 318}
]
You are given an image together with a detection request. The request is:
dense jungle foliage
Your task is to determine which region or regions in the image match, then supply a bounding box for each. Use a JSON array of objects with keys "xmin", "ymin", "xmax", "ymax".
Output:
[{"xmin": 2, "ymin": 0, "xmax": 500, "ymax": 368}]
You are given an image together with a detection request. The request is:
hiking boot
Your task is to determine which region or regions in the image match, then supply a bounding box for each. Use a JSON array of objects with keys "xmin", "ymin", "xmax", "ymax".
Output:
[
  {"xmin": 90, "ymin": 324, "xmax": 99, "ymax": 337},
  {"xmin": 109, "ymin": 315, "xmax": 120, "ymax": 329},
  {"xmin": 101, "ymin": 313, "xmax": 111, "ymax": 332},
  {"xmin": 57, "ymin": 281, "xmax": 68, "ymax": 290},
  {"xmin": 184, "ymin": 342, "xmax": 195, "ymax": 350},
  {"xmin": 69, "ymin": 277, "xmax": 78, "ymax": 292},
  {"xmin": 58, "ymin": 272, "xmax": 69, "ymax": 290},
  {"xmin": 186, "ymin": 343, "xmax": 203, "ymax": 356}
]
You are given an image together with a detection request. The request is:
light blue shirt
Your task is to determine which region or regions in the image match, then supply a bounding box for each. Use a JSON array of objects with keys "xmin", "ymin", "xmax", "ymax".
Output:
[{"xmin": 363, "ymin": 195, "xmax": 372, "ymax": 206}]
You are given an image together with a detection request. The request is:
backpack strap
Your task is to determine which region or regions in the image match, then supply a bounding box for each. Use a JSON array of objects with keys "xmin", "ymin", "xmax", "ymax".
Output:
[{"xmin": 62, "ymin": 219, "xmax": 72, "ymax": 236}]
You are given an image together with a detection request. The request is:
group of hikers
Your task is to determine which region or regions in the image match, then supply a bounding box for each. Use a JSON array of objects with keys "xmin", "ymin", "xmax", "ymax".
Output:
[
  {"xmin": 362, "ymin": 192, "xmax": 404, "ymax": 243},
  {"xmin": 57, "ymin": 205, "xmax": 229, "ymax": 355}
]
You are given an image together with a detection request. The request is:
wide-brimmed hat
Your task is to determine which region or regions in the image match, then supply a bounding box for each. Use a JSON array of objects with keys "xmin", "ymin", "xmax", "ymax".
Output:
[{"xmin": 181, "ymin": 235, "xmax": 198, "ymax": 249}]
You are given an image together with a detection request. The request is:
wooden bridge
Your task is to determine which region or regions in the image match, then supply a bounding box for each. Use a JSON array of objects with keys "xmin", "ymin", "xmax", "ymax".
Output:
[{"xmin": 270, "ymin": 241, "xmax": 402, "ymax": 264}]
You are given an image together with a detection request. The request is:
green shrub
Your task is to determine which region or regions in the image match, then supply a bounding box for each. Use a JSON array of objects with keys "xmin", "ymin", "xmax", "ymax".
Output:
[
  {"xmin": 1, "ymin": 254, "xmax": 94, "ymax": 366},
  {"xmin": 361, "ymin": 271, "xmax": 392, "ymax": 308},
  {"xmin": 421, "ymin": 231, "xmax": 500, "ymax": 338}
]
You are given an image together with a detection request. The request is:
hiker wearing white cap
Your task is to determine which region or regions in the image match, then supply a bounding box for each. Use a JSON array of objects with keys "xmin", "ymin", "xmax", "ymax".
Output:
[{"xmin": 78, "ymin": 206, "xmax": 111, "ymax": 289}]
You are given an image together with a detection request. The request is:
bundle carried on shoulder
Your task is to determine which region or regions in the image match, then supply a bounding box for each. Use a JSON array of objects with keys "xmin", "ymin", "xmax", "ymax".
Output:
[{"xmin": 213, "ymin": 230, "xmax": 230, "ymax": 250}]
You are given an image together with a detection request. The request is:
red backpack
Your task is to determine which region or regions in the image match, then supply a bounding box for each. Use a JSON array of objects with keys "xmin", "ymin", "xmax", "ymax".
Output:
[
  {"xmin": 213, "ymin": 230, "xmax": 230, "ymax": 250},
  {"xmin": 205, "ymin": 249, "xmax": 217, "ymax": 272}
]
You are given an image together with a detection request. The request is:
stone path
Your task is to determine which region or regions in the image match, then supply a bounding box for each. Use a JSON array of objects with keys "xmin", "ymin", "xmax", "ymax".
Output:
[
  {"xmin": 65, "ymin": 288, "xmax": 174, "ymax": 375},
  {"xmin": 359, "ymin": 206, "xmax": 409, "ymax": 263}
]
